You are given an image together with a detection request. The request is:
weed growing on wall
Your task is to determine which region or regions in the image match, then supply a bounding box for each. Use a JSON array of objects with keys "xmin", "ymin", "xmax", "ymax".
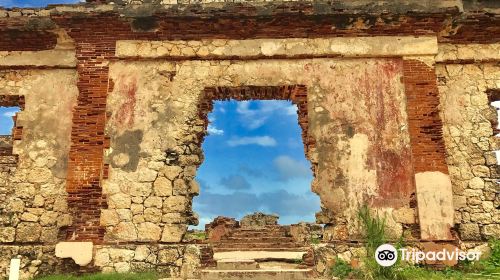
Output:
[{"xmin": 330, "ymin": 206, "xmax": 500, "ymax": 280}]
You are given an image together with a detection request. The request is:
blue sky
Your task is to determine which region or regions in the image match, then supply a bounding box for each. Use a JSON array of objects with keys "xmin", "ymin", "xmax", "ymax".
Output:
[
  {"xmin": 193, "ymin": 100, "xmax": 319, "ymax": 228},
  {"xmin": 0, "ymin": 0, "xmax": 79, "ymax": 8},
  {"xmin": 0, "ymin": 107, "xmax": 19, "ymax": 135}
]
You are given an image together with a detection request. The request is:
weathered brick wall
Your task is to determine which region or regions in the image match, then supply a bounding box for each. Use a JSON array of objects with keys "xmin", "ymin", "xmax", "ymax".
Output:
[{"xmin": 0, "ymin": 1, "xmax": 497, "ymax": 278}]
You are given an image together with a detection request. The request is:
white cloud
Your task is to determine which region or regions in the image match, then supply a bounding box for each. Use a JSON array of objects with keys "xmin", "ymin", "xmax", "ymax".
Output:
[
  {"xmin": 273, "ymin": 155, "xmax": 311, "ymax": 181},
  {"xmin": 2, "ymin": 111, "xmax": 16, "ymax": 118},
  {"xmin": 207, "ymin": 124, "xmax": 224, "ymax": 136},
  {"xmin": 236, "ymin": 101, "xmax": 298, "ymax": 130},
  {"xmin": 227, "ymin": 136, "xmax": 277, "ymax": 147}
]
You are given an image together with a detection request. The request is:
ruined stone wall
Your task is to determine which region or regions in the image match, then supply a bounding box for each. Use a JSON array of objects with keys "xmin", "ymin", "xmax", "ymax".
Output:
[
  {"xmin": 103, "ymin": 45, "xmax": 417, "ymax": 245},
  {"xmin": 0, "ymin": 69, "xmax": 77, "ymax": 244},
  {"xmin": 94, "ymin": 244, "xmax": 202, "ymax": 277},
  {"xmin": 0, "ymin": 69, "xmax": 79, "ymax": 278},
  {"xmin": 436, "ymin": 43, "xmax": 500, "ymax": 242},
  {"xmin": 0, "ymin": 1, "xmax": 498, "ymax": 278}
]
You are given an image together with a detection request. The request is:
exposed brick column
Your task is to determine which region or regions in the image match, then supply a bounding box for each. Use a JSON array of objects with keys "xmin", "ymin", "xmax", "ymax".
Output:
[
  {"xmin": 403, "ymin": 60, "xmax": 448, "ymax": 174},
  {"xmin": 403, "ymin": 59, "xmax": 453, "ymax": 240},
  {"xmin": 55, "ymin": 17, "xmax": 118, "ymax": 241}
]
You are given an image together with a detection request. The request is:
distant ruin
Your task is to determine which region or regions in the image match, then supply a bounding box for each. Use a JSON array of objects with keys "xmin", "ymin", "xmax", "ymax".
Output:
[{"xmin": 0, "ymin": 0, "xmax": 498, "ymax": 279}]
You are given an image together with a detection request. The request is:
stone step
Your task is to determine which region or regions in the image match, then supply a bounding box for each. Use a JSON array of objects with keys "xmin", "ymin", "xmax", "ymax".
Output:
[
  {"xmin": 214, "ymin": 242, "xmax": 302, "ymax": 248},
  {"xmin": 214, "ymin": 247, "xmax": 307, "ymax": 253},
  {"xmin": 213, "ymin": 251, "xmax": 307, "ymax": 261},
  {"xmin": 216, "ymin": 259, "xmax": 259, "ymax": 270},
  {"xmin": 229, "ymin": 231, "xmax": 289, "ymax": 238},
  {"xmin": 223, "ymin": 236, "xmax": 294, "ymax": 243},
  {"xmin": 200, "ymin": 268, "xmax": 314, "ymax": 280}
]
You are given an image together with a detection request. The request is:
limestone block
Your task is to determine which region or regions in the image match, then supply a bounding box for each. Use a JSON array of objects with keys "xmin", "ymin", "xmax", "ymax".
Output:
[
  {"xmin": 57, "ymin": 214, "xmax": 73, "ymax": 227},
  {"xmin": 138, "ymin": 168, "xmax": 158, "ymax": 182},
  {"xmin": 160, "ymin": 166, "xmax": 183, "ymax": 181},
  {"xmin": 162, "ymin": 213, "xmax": 186, "ymax": 224},
  {"xmin": 180, "ymin": 245, "xmax": 201, "ymax": 279},
  {"xmin": 469, "ymin": 177, "xmax": 485, "ymax": 189},
  {"xmin": 16, "ymin": 184, "xmax": 36, "ymax": 198},
  {"xmin": 137, "ymin": 222, "xmax": 162, "ymax": 241},
  {"xmin": 109, "ymin": 248, "xmax": 135, "ymax": 262},
  {"xmin": 20, "ymin": 212, "xmax": 39, "ymax": 222},
  {"xmin": 40, "ymin": 227, "xmax": 59, "ymax": 243},
  {"xmin": 134, "ymin": 245, "xmax": 151, "ymax": 261},
  {"xmin": 114, "ymin": 262, "xmax": 130, "ymax": 273},
  {"xmin": 189, "ymin": 180, "xmax": 200, "ymax": 195},
  {"xmin": 100, "ymin": 210, "xmax": 120, "ymax": 226},
  {"xmin": 27, "ymin": 168, "xmax": 52, "ymax": 183},
  {"xmin": 179, "ymin": 155, "xmax": 200, "ymax": 166},
  {"xmin": 392, "ymin": 207, "xmax": 416, "ymax": 224},
  {"xmin": 482, "ymin": 201, "xmax": 494, "ymax": 211},
  {"xmin": 16, "ymin": 222, "xmax": 42, "ymax": 242},
  {"xmin": 131, "ymin": 203, "xmax": 144, "ymax": 214},
  {"xmin": 154, "ymin": 177, "xmax": 173, "ymax": 196},
  {"xmin": 129, "ymin": 182, "xmax": 152, "ymax": 197},
  {"xmin": 9, "ymin": 199, "xmax": 25, "ymax": 212},
  {"xmin": 470, "ymin": 213, "xmax": 492, "ymax": 223},
  {"xmin": 158, "ymin": 248, "xmax": 180, "ymax": 264},
  {"xmin": 483, "ymin": 224, "xmax": 500, "ymax": 238},
  {"xmin": 453, "ymin": 196, "xmax": 467, "ymax": 209},
  {"xmin": 459, "ymin": 223, "xmax": 481, "ymax": 240},
  {"xmin": 0, "ymin": 227, "xmax": 15, "ymax": 242},
  {"xmin": 94, "ymin": 250, "xmax": 111, "ymax": 267},
  {"xmin": 161, "ymin": 224, "xmax": 187, "ymax": 243},
  {"xmin": 116, "ymin": 209, "xmax": 133, "ymax": 221},
  {"xmin": 33, "ymin": 195, "xmax": 45, "ymax": 207},
  {"xmin": 472, "ymin": 166, "xmax": 490, "ymax": 177},
  {"xmin": 163, "ymin": 196, "xmax": 188, "ymax": 212},
  {"xmin": 55, "ymin": 242, "xmax": 93, "ymax": 266},
  {"xmin": 173, "ymin": 179, "xmax": 189, "ymax": 195},
  {"xmin": 53, "ymin": 196, "xmax": 68, "ymax": 212},
  {"xmin": 144, "ymin": 196, "xmax": 163, "ymax": 208},
  {"xmin": 144, "ymin": 208, "xmax": 162, "ymax": 223},
  {"xmin": 132, "ymin": 214, "xmax": 145, "ymax": 224},
  {"xmin": 40, "ymin": 211, "xmax": 58, "ymax": 226},
  {"xmin": 111, "ymin": 222, "xmax": 137, "ymax": 241},
  {"xmin": 108, "ymin": 193, "xmax": 132, "ymax": 209}
]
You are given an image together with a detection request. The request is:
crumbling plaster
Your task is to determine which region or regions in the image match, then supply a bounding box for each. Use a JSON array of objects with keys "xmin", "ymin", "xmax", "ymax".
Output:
[
  {"xmin": 103, "ymin": 55, "xmax": 413, "ymax": 242},
  {"xmin": 0, "ymin": 69, "xmax": 78, "ymax": 244}
]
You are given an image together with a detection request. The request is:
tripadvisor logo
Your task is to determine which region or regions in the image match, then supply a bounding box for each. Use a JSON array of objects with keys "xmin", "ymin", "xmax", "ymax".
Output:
[
  {"xmin": 375, "ymin": 244, "xmax": 398, "ymax": 267},
  {"xmin": 374, "ymin": 244, "xmax": 481, "ymax": 267}
]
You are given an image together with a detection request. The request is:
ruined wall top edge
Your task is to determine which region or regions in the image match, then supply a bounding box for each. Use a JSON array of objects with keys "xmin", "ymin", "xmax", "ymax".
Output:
[{"xmin": 0, "ymin": 0, "xmax": 471, "ymax": 18}]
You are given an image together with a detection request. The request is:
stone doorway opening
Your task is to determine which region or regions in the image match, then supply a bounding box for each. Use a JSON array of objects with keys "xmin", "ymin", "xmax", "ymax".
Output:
[
  {"xmin": 193, "ymin": 98, "xmax": 320, "ymax": 227},
  {"xmin": 191, "ymin": 86, "xmax": 322, "ymax": 271}
]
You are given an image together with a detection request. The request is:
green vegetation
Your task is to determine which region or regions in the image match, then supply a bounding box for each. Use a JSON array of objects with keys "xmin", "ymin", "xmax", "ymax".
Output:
[
  {"xmin": 329, "ymin": 205, "xmax": 500, "ymax": 280},
  {"xmin": 183, "ymin": 230, "xmax": 207, "ymax": 242},
  {"xmin": 330, "ymin": 257, "xmax": 362, "ymax": 279},
  {"xmin": 310, "ymin": 237, "xmax": 321, "ymax": 244},
  {"xmin": 35, "ymin": 272, "xmax": 158, "ymax": 280}
]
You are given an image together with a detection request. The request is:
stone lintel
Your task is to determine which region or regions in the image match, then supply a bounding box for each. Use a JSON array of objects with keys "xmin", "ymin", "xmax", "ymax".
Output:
[{"xmin": 116, "ymin": 36, "xmax": 438, "ymax": 60}]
